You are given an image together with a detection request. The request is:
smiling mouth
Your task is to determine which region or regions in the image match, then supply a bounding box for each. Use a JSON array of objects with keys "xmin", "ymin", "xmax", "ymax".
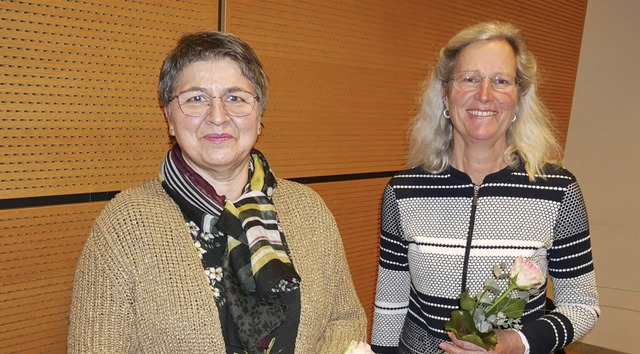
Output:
[
  {"xmin": 468, "ymin": 109, "xmax": 498, "ymax": 117},
  {"xmin": 203, "ymin": 134, "xmax": 233, "ymax": 143}
]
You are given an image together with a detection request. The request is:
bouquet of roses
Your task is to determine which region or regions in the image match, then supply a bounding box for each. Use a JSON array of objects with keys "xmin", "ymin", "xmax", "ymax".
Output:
[{"xmin": 443, "ymin": 255, "xmax": 545, "ymax": 350}]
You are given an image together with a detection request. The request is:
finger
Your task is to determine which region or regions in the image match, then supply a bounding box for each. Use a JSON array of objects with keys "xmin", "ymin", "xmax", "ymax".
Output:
[
  {"xmin": 439, "ymin": 341, "xmax": 458, "ymax": 354},
  {"xmin": 448, "ymin": 335, "xmax": 486, "ymax": 351}
]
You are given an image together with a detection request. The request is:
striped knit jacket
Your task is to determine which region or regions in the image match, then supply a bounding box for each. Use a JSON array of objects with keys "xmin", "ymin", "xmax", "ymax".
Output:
[{"xmin": 371, "ymin": 165, "xmax": 600, "ymax": 354}]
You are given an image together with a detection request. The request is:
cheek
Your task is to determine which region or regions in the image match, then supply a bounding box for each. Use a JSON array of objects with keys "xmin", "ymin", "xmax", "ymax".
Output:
[
  {"xmin": 236, "ymin": 116, "xmax": 261, "ymax": 133},
  {"xmin": 448, "ymin": 91, "xmax": 474, "ymax": 108},
  {"xmin": 172, "ymin": 118, "xmax": 204, "ymax": 138},
  {"xmin": 499, "ymin": 92, "xmax": 519, "ymax": 109}
]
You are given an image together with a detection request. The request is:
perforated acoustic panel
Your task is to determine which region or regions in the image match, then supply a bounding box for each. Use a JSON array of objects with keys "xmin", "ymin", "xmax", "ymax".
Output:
[
  {"xmin": 0, "ymin": 202, "xmax": 105, "ymax": 352},
  {"xmin": 0, "ymin": 1, "xmax": 218, "ymax": 352},
  {"xmin": 1, "ymin": 0, "xmax": 218, "ymax": 200},
  {"xmin": 227, "ymin": 0, "xmax": 586, "ymax": 178}
]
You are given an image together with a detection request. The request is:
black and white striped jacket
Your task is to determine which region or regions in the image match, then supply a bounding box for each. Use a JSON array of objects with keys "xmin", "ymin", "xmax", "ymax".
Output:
[{"xmin": 371, "ymin": 165, "xmax": 600, "ymax": 354}]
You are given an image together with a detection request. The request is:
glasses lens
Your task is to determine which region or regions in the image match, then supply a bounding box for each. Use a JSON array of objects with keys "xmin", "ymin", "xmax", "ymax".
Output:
[
  {"xmin": 453, "ymin": 72, "xmax": 482, "ymax": 91},
  {"xmin": 452, "ymin": 72, "xmax": 517, "ymax": 93},
  {"xmin": 221, "ymin": 91, "xmax": 256, "ymax": 117},
  {"xmin": 175, "ymin": 91, "xmax": 257, "ymax": 117},
  {"xmin": 177, "ymin": 92, "xmax": 211, "ymax": 117},
  {"xmin": 490, "ymin": 74, "xmax": 517, "ymax": 92}
]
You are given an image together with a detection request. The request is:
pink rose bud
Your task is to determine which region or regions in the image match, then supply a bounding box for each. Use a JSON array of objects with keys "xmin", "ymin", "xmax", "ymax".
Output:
[{"xmin": 509, "ymin": 256, "xmax": 544, "ymax": 290}]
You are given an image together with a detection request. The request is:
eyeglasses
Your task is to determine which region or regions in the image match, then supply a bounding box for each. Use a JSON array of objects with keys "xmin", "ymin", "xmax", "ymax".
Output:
[
  {"xmin": 449, "ymin": 71, "xmax": 519, "ymax": 93},
  {"xmin": 170, "ymin": 90, "xmax": 260, "ymax": 117}
]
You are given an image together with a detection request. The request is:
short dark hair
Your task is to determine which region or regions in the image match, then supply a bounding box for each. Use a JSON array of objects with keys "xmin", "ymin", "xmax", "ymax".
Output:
[{"xmin": 158, "ymin": 31, "xmax": 269, "ymax": 114}]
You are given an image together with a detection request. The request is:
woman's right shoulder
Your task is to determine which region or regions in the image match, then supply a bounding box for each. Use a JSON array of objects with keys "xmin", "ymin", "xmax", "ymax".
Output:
[
  {"xmin": 105, "ymin": 178, "xmax": 163, "ymax": 202},
  {"xmin": 387, "ymin": 166, "xmax": 431, "ymax": 185},
  {"xmin": 96, "ymin": 179, "xmax": 177, "ymax": 223}
]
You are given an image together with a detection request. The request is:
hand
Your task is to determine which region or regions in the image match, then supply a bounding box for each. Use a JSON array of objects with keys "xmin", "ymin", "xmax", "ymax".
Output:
[
  {"xmin": 438, "ymin": 332, "xmax": 488, "ymax": 354},
  {"xmin": 438, "ymin": 330, "xmax": 525, "ymax": 354}
]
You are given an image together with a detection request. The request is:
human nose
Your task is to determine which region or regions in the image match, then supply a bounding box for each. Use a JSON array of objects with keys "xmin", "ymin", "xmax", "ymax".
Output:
[
  {"xmin": 475, "ymin": 77, "xmax": 494, "ymax": 102},
  {"xmin": 205, "ymin": 97, "xmax": 230, "ymax": 125}
]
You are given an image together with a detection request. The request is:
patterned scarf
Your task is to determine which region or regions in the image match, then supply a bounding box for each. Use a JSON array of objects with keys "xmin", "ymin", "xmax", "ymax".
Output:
[{"xmin": 160, "ymin": 144, "xmax": 301, "ymax": 352}]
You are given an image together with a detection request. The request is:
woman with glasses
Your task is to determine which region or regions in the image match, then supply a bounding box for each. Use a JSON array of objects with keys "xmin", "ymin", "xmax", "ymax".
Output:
[
  {"xmin": 371, "ymin": 21, "xmax": 599, "ymax": 354},
  {"xmin": 68, "ymin": 31, "xmax": 367, "ymax": 353}
]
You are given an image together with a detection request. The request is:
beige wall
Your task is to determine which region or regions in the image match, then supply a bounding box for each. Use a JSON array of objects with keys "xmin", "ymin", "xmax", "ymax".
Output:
[{"xmin": 564, "ymin": 0, "xmax": 640, "ymax": 352}]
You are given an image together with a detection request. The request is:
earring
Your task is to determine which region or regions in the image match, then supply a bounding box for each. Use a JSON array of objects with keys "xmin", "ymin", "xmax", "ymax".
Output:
[
  {"xmin": 511, "ymin": 115, "xmax": 517, "ymax": 123},
  {"xmin": 443, "ymin": 109, "xmax": 451, "ymax": 119}
]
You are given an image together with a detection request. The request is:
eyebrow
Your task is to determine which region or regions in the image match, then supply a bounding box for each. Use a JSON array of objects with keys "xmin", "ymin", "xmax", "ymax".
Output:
[
  {"xmin": 456, "ymin": 70, "xmax": 516, "ymax": 76},
  {"xmin": 177, "ymin": 86, "xmax": 255, "ymax": 96},
  {"xmin": 224, "ymin": 86, "xmax": 258, "ymax": 97},
  {"xmin": 176, "ymin": 87, "xmax": 207, "ymax": 95}
]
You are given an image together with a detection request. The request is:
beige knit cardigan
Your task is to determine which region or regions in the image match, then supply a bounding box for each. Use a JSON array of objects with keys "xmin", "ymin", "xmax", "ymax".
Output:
[{"xmin": 68, "ymin": 178, "xmax": 367, "ymax": 353}]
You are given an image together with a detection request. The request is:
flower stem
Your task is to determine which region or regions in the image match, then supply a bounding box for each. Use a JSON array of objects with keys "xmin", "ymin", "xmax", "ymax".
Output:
[{"xmin": 485, "ymin": 281, "xmax": 517, "ymax": 314}]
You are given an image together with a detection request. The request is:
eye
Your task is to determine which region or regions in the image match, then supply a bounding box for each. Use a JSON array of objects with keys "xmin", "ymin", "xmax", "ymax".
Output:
[
  {"xmin": 461, "ymin": 74, "xmax": 480, "ymax": 84},
  {"xmin": 224, "ymin": 94, "xmax": 246, "ymax": 104},
  {"xmin": 181, "ymin": 92, "xmax": 210, "ymax": 105},
  {"xmin": 223, "ymin": 91, "xmax": 254, "ymax": 106},
  {"xmin": 492, "ymin": 76, "xmax": 513, "ymax": 87}
]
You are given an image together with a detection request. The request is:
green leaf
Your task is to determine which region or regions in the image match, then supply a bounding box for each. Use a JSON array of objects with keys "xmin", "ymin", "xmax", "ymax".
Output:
[
  {"xmin": 487, "ymin": 297, "xmax": 526, "ymax": 318},
  {"xmin": 459, "ymin": 333, "xmax": 487, "ymax": 348},
  {"xmin": 461, "ymin": 331, "xmax": 498, "ymax": 350},
  {"xmin": 483, "ymin": 279, "xmax": 501, "ymax": 294},
  {"xmin": 444, "ymin": 310, "xmax": 478, "ymax": 337},
  {"xmin": 444, "ymin": 310, "xmax": 498, "ymax": 350},
  {"xmin": 459, "ymin": 290, "xmax": 476, "ymax": 311},
  {"xmin": 478, "ymin": 292, "xmax": 493, "ymax": 305},
  {"xmin": 478, "ymin": 331, "xmax": 498, "ymax": 350}
]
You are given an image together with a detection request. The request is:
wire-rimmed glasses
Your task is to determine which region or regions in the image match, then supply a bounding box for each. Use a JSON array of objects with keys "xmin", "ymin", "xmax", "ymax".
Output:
[
  {"xmin": 171, "ymin": 90, "xmax": 260, "ymax": 117},
  {"xmin": 450, "ymin": 71, "xmax": 519, "ymax": 93}
]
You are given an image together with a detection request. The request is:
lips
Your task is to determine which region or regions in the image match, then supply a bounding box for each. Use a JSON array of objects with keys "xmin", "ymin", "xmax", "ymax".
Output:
[
  {"xmin": 203, "ymin": 133, "xmax": 233, "ymax": 143},
  {"xmin": 467, "ymin": 109, "xmax": 498, "ymax": 117}
]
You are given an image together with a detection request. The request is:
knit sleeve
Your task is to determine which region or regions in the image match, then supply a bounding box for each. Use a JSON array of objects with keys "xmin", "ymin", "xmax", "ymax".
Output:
[
  {"xmin": 520, "ymin": 180, "xmax": 600, "ymax": 353},
  {"xmin": 306, "ymin": 187, "xmax": 368, "ymax": 353},
  {"xmin": 371, "ymin": 183, "xmax": 411, "ymax": 353},
  {"xmin": 274, "ymin": 179, "xmax": 368, "ymax": 353},
  {"xmin": 67, "ymin": 220, "xmax": 136, "ymax": 354}
]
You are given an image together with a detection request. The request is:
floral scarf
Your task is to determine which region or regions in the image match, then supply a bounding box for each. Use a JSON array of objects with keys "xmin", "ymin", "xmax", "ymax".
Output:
[{"xmin": 160, "ymin": 144, "xmax": 301, "ymax": 353}]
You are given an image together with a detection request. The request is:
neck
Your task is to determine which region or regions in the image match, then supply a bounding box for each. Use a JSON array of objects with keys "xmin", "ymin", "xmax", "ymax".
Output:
[
  {"xmin": 206, "ymin": 172, "xmax": 248, "ymax": 201},
  {"xmin": 185, "ymin": 158, "xmax": 250, "ymax": 202},
  {"xmin": 450, "ymin": 139, "xmax": 507, "ymax": 185}
]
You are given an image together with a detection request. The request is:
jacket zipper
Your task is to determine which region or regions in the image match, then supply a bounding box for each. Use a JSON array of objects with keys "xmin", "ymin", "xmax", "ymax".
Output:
[{"xmin": 460, "ymin": 184, "xmax": 479, "ymax": 292}]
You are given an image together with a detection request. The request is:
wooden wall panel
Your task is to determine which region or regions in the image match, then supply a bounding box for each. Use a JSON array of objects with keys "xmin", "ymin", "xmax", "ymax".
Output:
[
  {"xmin": 227, "ymin": 0, "xmax": 586, "ymax": 178},
  {"xmin": 0, "ymin": 0, "xmax": 218, "ymax": 199},
  {"xmin": 0, "ymin": 202, "xmax": 106, "ymax": 353},
  {"xmin": 0, "ymin": 0, "xmax": 219, "ymax": 352}
]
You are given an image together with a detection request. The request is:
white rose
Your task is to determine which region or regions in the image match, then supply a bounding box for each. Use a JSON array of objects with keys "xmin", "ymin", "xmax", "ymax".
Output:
[{"xmin": 509, "ymin": 256, "xmax": 544, "ymax": 290}]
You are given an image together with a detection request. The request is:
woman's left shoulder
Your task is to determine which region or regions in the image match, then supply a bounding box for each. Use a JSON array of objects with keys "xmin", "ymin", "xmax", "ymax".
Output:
[
  {"xmin": 541, "ymin": 164, "xmax": 579, "ymax": 182},
  {"xmin": 274, "ymin": 178, "xmax": 324, "ymax": 202}
]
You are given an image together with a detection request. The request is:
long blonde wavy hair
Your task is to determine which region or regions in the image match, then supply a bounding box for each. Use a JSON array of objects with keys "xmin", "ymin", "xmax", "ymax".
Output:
[{"xmin": 407, "ymin": 21, "xmax": 562, "ymax": 180}]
